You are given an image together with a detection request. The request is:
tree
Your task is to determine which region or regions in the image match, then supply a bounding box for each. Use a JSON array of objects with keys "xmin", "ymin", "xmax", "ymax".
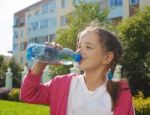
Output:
[
  {"xmin": 8, "ymin": 58, "xmax": 22, "ymax": 88},
  {"xmin": 0, "ymin": 55, "xmax": 7, "ymax": 87},
  {"xmin": 0, "ymin": 56, "xmax": 22, "ymax": 88},
  {"xmin": 50, "ymin": 65, "xmax": 71, "ymax": 77},
  {"xmin": 51, "ymin": 1, "xmax": 109, "ymax": 76},
  {"xmin": 117, "ymin": 6, "xmax": 150, "ymax": 96}
]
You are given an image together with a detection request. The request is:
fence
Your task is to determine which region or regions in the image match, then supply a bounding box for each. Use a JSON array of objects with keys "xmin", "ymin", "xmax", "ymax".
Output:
[{"xmin": 5, "ymin": 64, "xmax": 121, "ymax": 89}]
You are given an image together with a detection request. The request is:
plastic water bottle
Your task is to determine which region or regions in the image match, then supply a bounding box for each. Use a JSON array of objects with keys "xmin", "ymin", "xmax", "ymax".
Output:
[{"xmin": 26, "ymin": 43, "xmax": 81, "ymax": 65}]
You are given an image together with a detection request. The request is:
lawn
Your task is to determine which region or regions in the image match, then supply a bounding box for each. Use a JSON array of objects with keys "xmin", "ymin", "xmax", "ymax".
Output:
[{"xmin": 0, "ymin": 100, "xmax": 49, "ymax": 115}]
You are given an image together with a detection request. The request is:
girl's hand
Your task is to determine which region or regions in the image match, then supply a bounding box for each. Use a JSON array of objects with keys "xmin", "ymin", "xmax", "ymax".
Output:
[
  {"xmin": 45, "ymin": 42, "xmax": 63, "ymax": 50},
  {"xmin": 44, "ymin": 42, "xmax": 63, "ymax": 65},
  {"xmin": 31, "ymin": 42, "xmax": 63, "ymax": 75}
]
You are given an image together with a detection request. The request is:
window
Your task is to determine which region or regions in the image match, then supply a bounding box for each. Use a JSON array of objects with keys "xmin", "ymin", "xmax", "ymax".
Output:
[
  {"xmin": 14, "ymin": 31, "xmax": 18, "ymax": 39},
  {"xmin": 60, "ymin": 16, "xmax": 67, "ymax": 26},
  {"xmin": 109, "ymin": 0, "xmax": 122, "ymax": 7},
  {"xmin": 13, "ymin": 17, "xmax": 18, "ymax": 27},
  {"xmin": 24, "ymin": 42, "xmax": 27, "ymax": 50},
  {"xmin": 49, "ymin": 17, "xmax": 56, "ymax": 27},
  {"xmin": 73, "ymin": 0, "xmax": 77, "ymax": 5},
  {"xmin": 42, "ymin": 4, "xmax": 48, "ymax": 13},
  {"xmin": 49, "ymin": 34, "xmax": 55, "ymax": 42},
  {"xmin": 49, "ymin": 0, "xmax": 56, "ymax": 12},
  {"xmin": 41, "ymin": 36, "xmax": 45, "ymax": 43},
  {"xmin": 13, "ymin": 43, "xmax": 18, "ymax": 51},
  {"xmin": 20, "ymin": 43, "xmax": 24, "ymax": 51},
  {"xmin": 35, "ymin": 10, "xmax": 40, "ymax": 16},
  {"xmin": 38, "ymin": 37, "xmax": 42, "ymax": 43},
  {"xmin": 28, "ymin": 27, "xmax": 31, "ymax": 33},
  {"xmin": 20, "ymin": 30, "xmax": 24, "ymax": 38},
  {"xmin": 44, "ymin": 35, "xmax": 48, "ymax": 42},
  {"xmin": 20, "ymin": 18, "xmax": 24, "ymax": 26},
  {"xmin": 20, "ymin": 42, "xmax": 27, "ymax": 51},
  {"xmin": 32, "ymin": 22, "xmax": 38, "ymax": 31},
  {"xmin": 130, "ymin": 0, "xmax": 139, "ymax": 5},
  {"xmin": 40, "ymin": 20, "xmax": 48, "ymax": 29},
  {"xmin": 29, "ymin": 38, "xmax": 34, "ymax": 43},
  {"xmin": 28, "ymin": 13, "xmax": 31, "ymax": 18},
  {"xmin": 34, "ymin": 37, "xmax": 38, "ymax": 43},
  {"xmin": 61, "ymin": 0, "xmax": 66, "ymax": 8}
]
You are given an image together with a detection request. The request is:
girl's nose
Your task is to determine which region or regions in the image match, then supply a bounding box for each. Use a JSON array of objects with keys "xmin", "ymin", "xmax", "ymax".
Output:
[{"xmin": 76, "ymin": 48, "xmax": 82, "ymax": 53}]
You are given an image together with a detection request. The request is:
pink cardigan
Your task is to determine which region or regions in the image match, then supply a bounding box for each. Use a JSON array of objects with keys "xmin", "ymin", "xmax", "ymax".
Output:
[{"xmin": 20, "ymin": 70, "xmax": 135, "ymax": 115}]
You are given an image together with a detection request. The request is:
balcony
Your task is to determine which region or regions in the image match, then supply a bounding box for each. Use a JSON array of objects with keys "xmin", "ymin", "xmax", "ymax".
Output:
[
  {"xmin": 12, "ymin": 22, "xmax": 24, "ymax": 28},
  {"xmin": 108, "ymin": 6, "xmax": 123, "ymax": 19}
]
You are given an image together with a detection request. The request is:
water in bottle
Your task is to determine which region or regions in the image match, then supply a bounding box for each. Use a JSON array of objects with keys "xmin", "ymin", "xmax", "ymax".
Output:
[{"xmin": 26, "ymin": 43, "xmax": 82, "ymax": 65}]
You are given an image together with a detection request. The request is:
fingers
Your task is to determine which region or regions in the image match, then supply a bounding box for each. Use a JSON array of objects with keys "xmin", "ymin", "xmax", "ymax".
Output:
[
  {"xmin": 44, "ymin": 61, "xmax": 62, "ymax": 66},
  {"xmin": 51, "ymin": 61, "xmax": 62, "ymax": 66},
  {"xmin": 43, "ymin": 42, "xmax": 63, "ymax": 66},
  {"xmin": 45, "ymin": 42, "xmax": 63, "ymax": 50}
]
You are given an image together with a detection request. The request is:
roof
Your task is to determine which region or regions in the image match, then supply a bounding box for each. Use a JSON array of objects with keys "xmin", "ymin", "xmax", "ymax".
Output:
[{"xmin": 0, "ymin": 51, "xmax": 12, "ymax": 57}]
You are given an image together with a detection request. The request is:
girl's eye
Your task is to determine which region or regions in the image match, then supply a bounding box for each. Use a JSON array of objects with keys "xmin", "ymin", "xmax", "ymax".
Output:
[
  {"xmin": 77, "ymin": 46, "xmax": 81, "ymax": 49},
  {"xmin": 86, "ymin": 46, "xmax": 92, "ymax": 49}
]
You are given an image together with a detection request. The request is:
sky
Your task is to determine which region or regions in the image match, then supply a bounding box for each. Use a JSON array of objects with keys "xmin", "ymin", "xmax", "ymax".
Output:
[{"xmin": 0, "ymin": 0, "xmax": 40, "ymax": 56}]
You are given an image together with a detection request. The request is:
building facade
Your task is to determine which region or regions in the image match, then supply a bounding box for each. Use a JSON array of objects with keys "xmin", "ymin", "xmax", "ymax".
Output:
[{"xmin": 12, "ymin": 0, "xmax": 150, "ymax": 67}]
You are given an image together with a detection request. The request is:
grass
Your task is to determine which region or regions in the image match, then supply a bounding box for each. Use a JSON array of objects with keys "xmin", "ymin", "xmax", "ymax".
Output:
[{"xmin": 0, "ymin": 100, "xmax": 49, "ymax": 115}]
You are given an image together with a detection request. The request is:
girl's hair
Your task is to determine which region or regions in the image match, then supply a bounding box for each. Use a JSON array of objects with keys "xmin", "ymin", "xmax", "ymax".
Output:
[{"xmin": 77, "ymin": 23, "xmax": 122, "ymax": 110}]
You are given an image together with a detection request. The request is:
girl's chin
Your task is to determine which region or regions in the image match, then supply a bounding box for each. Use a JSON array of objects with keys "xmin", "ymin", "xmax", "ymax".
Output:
[
  {"xmin": 78, "ymin": 60, "xmax": 87, "ymax": 70},
  {"xmin": 78, "ymin": 64, "xmax": 86, "ymax": 71}
]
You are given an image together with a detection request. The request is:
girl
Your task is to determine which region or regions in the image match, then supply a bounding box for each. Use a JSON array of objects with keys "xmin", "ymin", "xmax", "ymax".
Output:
[{"xmin": 20, "ymin": 24, "xmax": 135, "ymax": 115}]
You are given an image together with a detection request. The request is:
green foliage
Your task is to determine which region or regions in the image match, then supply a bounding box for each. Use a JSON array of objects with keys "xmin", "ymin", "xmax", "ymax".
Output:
[
  {"xmin": 117, "ymin": 6, "xmax": 150, "ymax": 71},
  {"xmin": 0, "ymin": 55, "xmax": 8, "ymax": 87},
  {"xmin": 133, "ymin": 91, "xmax": 150, "ymax": 115},
  {"xmin": 117, "ymin": 6, "xmax": 150, "ymax": 95},
  {"xmin": 8, "ymin": 58, "xmax": 23, "ymax": 87},
  {"xmin": 50, "ymin": 65, "xmax": 71, "ymax": 77},
  {"xmin": 8, "ymin": 88, "xmax": 20, "ymax": 101},
  {"xmin": 0, "ymin": 100, "xmax": 49, "ymax": 115},
  {"xmin": 0, "ymin": 56, "xmax": 23, "ymax": 88}
]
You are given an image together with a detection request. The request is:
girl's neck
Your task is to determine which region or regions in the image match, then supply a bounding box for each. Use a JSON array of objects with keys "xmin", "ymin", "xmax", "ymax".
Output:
[{"xmin": 83, "ymin": 69, "xmax": 107, "ymax": 91}]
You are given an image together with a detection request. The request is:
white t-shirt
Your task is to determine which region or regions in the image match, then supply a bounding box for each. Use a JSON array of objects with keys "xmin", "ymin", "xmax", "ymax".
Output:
[{"xmin": 67, "ymin": 75, "xmax": 113, "ymax": 115}]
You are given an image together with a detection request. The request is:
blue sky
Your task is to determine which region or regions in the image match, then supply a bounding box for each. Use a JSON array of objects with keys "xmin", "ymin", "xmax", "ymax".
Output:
[{"xmin": 0, "ymin": 0, "xmax": 40, "ymax": 56}]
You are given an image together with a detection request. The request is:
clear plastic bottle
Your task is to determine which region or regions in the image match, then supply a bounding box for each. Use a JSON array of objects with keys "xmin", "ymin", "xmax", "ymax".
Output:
[{"xmin": 26, "ymin": 43, "xmax": 81, "ymax": 65}]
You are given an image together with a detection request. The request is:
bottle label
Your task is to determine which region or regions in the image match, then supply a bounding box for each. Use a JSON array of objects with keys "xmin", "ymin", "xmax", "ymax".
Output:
[{"xmin": 38, "ymin": 46, "xmax": 59, "ymax": 62}]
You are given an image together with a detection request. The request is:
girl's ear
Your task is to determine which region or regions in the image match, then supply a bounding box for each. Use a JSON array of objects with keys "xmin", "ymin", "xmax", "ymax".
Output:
[{"xmin": 102, "ymin": 52, "xmax": 114, "ymax": 65}]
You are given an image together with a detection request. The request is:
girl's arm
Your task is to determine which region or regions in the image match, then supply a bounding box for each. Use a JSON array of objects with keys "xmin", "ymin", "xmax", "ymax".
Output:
[
  {"xmin": 129, "ymin": 102, "xmax": 136, "ymax": 115},
  {"xmin": 20, "ymin": 61, "xmax": 52, "ymax": 104},
  {"xmin": 20, "ymin": 42, "xmax": 62, "ymax": 104}
]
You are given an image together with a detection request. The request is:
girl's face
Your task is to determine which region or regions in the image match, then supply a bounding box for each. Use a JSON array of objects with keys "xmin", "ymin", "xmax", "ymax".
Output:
[{"xmin": 77, "ymin": 32, "xmax": 108, "ymax": 71}]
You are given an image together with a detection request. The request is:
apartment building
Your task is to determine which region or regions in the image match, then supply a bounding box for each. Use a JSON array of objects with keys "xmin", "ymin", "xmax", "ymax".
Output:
[
  {"xmin": 101, "ymin": 0, "xmax": 150, "ymax": 25},
  {"xmin": 12, "ymin": 0, "xmax": 150, "ymax": 67}
]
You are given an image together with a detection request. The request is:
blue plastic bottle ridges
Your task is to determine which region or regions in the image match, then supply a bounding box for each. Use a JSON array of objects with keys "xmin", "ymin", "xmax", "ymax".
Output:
[{"xmin": 26, "ymin": 43, "xmax": 82, "ymax": 65}]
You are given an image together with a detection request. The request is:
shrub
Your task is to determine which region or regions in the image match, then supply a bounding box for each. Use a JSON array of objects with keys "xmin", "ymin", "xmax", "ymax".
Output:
[
  {"xmin": 133, "ymin": 91, "xmax": 150, "ymax": 115},
  {"xmin": 0, "ymin": 87, "xmax": 10, "ymax": 100},
  {"xmin": 8, "ymin": 88, "xmax": 20, "ymax": 101}
]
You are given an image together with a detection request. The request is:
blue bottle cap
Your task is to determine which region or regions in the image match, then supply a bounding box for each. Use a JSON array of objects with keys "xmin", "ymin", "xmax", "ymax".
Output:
[
  {"xmin": 26, "ymin": 46, "xmax": 33, "ymax": 61},
  {"xmin": 73, "ymin": 53, "xmax": 82, "ymax": 63}
]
